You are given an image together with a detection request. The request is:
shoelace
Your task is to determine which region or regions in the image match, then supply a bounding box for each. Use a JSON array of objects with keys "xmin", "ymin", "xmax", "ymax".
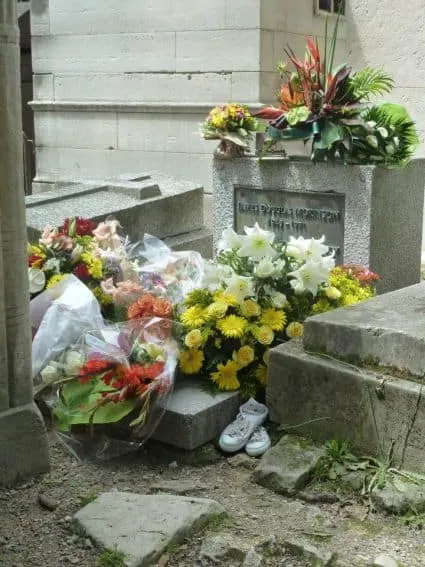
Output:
[
  {"xmin": 225, "ymin": 414, "xmax": 252, "ymax": 437},
  {"xmin": 249, "ymin": 427, "xmax": 267, "ymax": 442}
]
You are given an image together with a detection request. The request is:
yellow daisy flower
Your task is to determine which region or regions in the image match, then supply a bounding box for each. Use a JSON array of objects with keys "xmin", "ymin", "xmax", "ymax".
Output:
[
  {"xmin": 261, "ymin": 309, "xmax": 286, "ymax": 331},
  {"xmin": 211, "ymin": 360, "xmax": 240, "ymax": 391},
  {"xmin": 179, "ymin": 349, "xmax": 204, "ymax": 374},
  {"xmin": 180, "ymin": 305, "xmax": 207, "ymax": 329},
  {"xmin": 254, "ymin": 325, "xmax": 274, "ymax": 345},
  {"xmin": 286, "ymin": 322, "xmax": 304, "ymax": 339},
  {"xmin": 240, "ymin": 299, "xmax": 261, "ymax": 318},
  {"xmin": 184, "ymin": 329, "xmax": 203, "ymax": 349},
  {"xmin": 217, "ymin": 315, "xmax": 247, "ymax": 339},
  {"xmin": 234, "ymin": 345, "xmax": 255, "ymax": 368},
  {"xmin": 206, "ymin": 301, "xmax": 228, "ymax": 319}
]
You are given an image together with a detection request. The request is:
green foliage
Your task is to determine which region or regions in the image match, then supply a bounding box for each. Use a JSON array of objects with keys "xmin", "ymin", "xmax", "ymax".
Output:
[
  {"xmin": 347, "ymin": 68, "xmax": 394, "ymax": 101},
  {"xmin": 403, "ymin": 507, "xmax": 425, "ymax": 528},
  {"xmin": 97, "ymin": 547, "xmax": 126, "ymax": 567},
  {"xmin": 79, "ymin": 492, "xmax": 98, "ymax": 507},
  {"xmin": 184, "ymin": 289, "xmax": 213, "ymax": 308}
]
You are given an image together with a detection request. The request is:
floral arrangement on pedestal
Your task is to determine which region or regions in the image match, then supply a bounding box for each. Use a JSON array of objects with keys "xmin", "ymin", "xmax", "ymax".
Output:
[
  {"xmin": 177, "ymin": 223, "xmax": 379, "ymax": 396},
  {"xmin": 253, "ymin": 19, "xmax": 419, "ymax": 166},
  {"xmin": 201, "ymin": 103, "xmax": 260, "ymax": 158}
]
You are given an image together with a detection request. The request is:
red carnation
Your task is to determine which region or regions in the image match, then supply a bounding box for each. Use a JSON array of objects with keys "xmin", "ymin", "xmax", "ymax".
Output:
[
  {"xmin": 63, "ymin": 217, "xmax": 97, "ymax": 237},
  {"xmin": 73, "ymin": 263, "xmax": 91, "ymax": 280}
]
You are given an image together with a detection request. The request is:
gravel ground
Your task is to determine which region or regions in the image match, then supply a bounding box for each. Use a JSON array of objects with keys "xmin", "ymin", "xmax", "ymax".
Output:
[{"xmin": 1, "ymin": 433, "xmax": 425, "ymax": 567}]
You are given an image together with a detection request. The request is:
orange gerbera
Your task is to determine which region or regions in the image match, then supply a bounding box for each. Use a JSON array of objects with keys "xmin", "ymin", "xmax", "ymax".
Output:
[
  {"xmin": 152, "ymin": 297, "xmax": 173, "ymax": 318},
  {"xmin": 127, "ymin": 294, "xmax": 155, "ymax": 320}
]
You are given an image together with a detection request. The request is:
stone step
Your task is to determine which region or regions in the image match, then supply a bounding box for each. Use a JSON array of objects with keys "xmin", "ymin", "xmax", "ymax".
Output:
[
  {"xmin": 267, "ymin": 338, "xmax": 425, "ymax": 473},
  {"xmin": 164, "ymin": 227, "xmax": 213, "ymax": 258},
  {"xmin": 303, "ymin": 282, "xmax": 425, "ymax": 376},
  {"xmin": 152, "ymin": 378, "xmax": 241, "ymax": 450}
]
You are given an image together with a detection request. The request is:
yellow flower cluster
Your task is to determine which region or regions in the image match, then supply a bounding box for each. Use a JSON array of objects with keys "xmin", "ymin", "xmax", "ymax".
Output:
[
  {"xmin": 204, "ymin": 103, "xmax": 257, "ymax": 133},
  {"xmin": 46, "ymin": 274, "xmax": 67, "ymax": 288},
  {"xmin": 178, "ymin": 289, "xmax": 287, "ymax": 395},
  {"xmin": 312, "ymin": 267, "xmax": 376, "ymax": 314},
  {"xmin": 91, "ymin": 285, "xmax": 114, "ymax": 306},
  {"xmin": 80, "ymin": 252, "xmax": 103, "ymax": 280}
]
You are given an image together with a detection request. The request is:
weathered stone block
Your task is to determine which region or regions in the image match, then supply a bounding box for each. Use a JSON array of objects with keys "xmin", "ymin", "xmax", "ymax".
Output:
[
  {"xmin": 0, "ymin": 403, "xmax": 50, "ymax": 486},
  {"xmin": 267, "ymin": 339, "xmax": 425, "ymax": 473},
  {"xmin": 303, "ymin": 282, "xmax": 425, "ymax": 377},
  {"xmin": 212, "ymin": 157, "xmax": 425, "ymax": 293},
  {"xmin": 152, "ymin": 378, "xmax": 241, "ymax": 450}
]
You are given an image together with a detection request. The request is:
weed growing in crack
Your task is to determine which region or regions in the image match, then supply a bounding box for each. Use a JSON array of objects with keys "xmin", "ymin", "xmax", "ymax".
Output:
[
  {"xmin": 97, "ymin": 547, "xmax": 126, "ymax": 567},
  {"xmin": 79, "ymin": 492, "xmax": 98, "ymax": 507}
]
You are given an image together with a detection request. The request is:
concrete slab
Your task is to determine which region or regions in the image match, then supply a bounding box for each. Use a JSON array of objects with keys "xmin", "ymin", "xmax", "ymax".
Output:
[
  {"xmin": 74, "ymin": 492, "xmax": 224, "ymax": 567},
  {"xmin": 163, "ymin": 228, "xmax": 213, "ymax": 259},
  {"xmin": 152, "ymin": 378, "xmax": 241, "ymax": 450},
  {"xmin": 303, "ymin": 282, "xmax": 425, "ymax": 377},
  {"xmin": 267, "ymin": 339, "xmax": 425, "ymax": 473}
]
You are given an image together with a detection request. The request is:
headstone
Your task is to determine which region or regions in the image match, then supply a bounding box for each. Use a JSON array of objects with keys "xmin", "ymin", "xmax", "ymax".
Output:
[
  {"xmin": 267, "ymin": 282, "xmax": 425, "ymax": 473},
  {"xmin": 213, "ymin": 156, "xmax": 425, "ymax": 293},
  {"xmin": 0, "ymin": 0, "xmax": 49, "ymax": 485},
  {"xmin": 26, "ymin": 172, "xmax": 213, "ymax": 257}
]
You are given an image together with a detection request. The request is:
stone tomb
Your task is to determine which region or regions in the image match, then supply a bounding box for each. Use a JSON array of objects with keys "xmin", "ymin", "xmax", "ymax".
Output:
[
  {"xmin": 267, "ymin": 282, "xmax": 425, "ymax": 473},
  {"xmin": 26, "ymin": 172, "xmax": 213, "ymax": 258},
  {"xmin": 212, "ymin": 156, "xmax": 425, "ymax": 293}
]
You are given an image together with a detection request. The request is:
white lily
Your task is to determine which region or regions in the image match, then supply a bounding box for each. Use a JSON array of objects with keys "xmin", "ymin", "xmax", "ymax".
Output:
[
  {"xmin": 288, "ymin": 258, "xmax": 333, "ymax": 296},
  {"xmin": 237, "ymin": 223, "xmax": 275, "ymax": 260},
  {"xmin": 255, "ymin": 257, "xmax": 275, "ymax": 278},
  {"xmin": 202, "ymin": 261, "xmax": 232, "ymax": 291},
  {"xmin": 217, "ymin": 227, "xmax": 243, "ymax": 252},
  {"xmin": 224, "ymin": 273, "xmax": 255, "ymax": 302},
  {"xmin": 285, "ymin": 235, "xmax": 329, "ymax": 262}
]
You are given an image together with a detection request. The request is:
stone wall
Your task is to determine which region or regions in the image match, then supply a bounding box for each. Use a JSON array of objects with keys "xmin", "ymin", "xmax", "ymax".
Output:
[{"xmin": 30, "ymin": 0, "xmax": 345, "ymax": 192}]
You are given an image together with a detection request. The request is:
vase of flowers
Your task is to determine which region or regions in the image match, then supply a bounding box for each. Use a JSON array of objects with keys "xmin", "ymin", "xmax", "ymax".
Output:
[{"xmin": 202, "ymin": 103, "xmax": 260, "ymax": 159}]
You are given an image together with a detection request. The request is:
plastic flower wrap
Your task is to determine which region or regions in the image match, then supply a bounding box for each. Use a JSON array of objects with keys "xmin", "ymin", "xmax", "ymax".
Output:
[
  {"xmin": 38, "ymin": 318, "xmax": 179, "ymax": 460},
  {"xmin": 202, "ymin": 103, "xmax": 259, "ymax": 148}
]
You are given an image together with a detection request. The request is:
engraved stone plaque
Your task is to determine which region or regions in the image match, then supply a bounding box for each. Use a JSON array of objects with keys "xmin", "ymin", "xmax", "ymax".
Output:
[{"xmin": 234, "ymin": 186, "xmax": 345, "ymax": 261}]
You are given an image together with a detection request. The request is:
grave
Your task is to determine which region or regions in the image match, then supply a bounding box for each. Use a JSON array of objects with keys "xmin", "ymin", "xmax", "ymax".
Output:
[
  {"xmin": 26, "ymin": 172, "xmax": 213, "ymax": 258},
  {"xmin": 212, "ymin": 156, "xmax": 425, "ymax": 293},
  {"xmin": 267, "ymin": 282, "xmax": 425, "ymax": 473}
]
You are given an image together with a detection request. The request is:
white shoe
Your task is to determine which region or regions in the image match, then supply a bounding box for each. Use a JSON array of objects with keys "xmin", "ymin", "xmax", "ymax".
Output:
[
  {"xmin": 245, "ymin": 426, "xmax": 271, "ymax": 457},
  {"xmin": 219, "ymin": 413, "xmax": 256, "ymax": 453},
  {"xmin": 239, "ymin": 397, "xmax": 268, "ymax": 427}
]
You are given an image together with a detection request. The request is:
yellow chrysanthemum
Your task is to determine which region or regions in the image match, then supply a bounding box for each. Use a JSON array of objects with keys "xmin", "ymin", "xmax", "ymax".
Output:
[
  {"xmin": 46, "ymin": 274, "xmax": 66, "ymax": 288},
  {"xmin": 261, "ymin": 309, "xmax": 286, "ymax": 331},
  {"xmin": 179, "ymin": 349, "xmax": 204, "ymax": 374},
  {"xmin": 211, "ymin": 360, "xmax": 240, "ymax": 391},
  {"xmin": 217, "ymin": 315, "xmax": 247, "ymax": 339},
  {"xmin": 92, "ymin": 286, "xmax": 113, "ymax": 306},
  {"xmin": 81, "ymin": 252, "xmax": 103, "ymax": 280},
  {"xmin": 312, "ymin": 298, "xmax": 333, "ymax": 314},
  {"xmin": 180, "ymin": 305, "xmax": 207, "ymax": 329},
  {"xmin": 286, "ymin": 322, "xmax": 304, "ymax": 339},
  {"xmin": 255, "ymin": 364, "xmax": 267, "ymax": 385},
  {"xmin": 254, "ymin": 325, "xmax": 274, "ymax": 345},
  {"xmin": 213, "ymin": 290, "xmax": 238, "ymax": 307},
  {"xmin": 234, "ymin": 345, "xmax": 255, "ymax": 368},
  {"xmin": 240, "ymin": 299, "xmax": 261, "ymax": 318},
  {"xmin": 184, "ymin": 329, "xmax": 203, "ymax": 349},
  {"xmin": 206, "ymin": 301, "xmax": 228, "ymax": 319},
  {"xmin": 342, "ymin": 294, "xmax": 358, "ymax": 306}
]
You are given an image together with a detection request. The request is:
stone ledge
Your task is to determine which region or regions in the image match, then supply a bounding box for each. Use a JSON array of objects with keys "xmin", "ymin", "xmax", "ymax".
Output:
[
  {"xmin": 30, "ymin": 101, "xmax": 265, "ymax": 113},
  {"xmin": 0, "ymin": 403, "xmax": 49, "ymax": 486},
  {"xmin": 267, "ymin": 339, "xmax": 425, "ymax": 473}
]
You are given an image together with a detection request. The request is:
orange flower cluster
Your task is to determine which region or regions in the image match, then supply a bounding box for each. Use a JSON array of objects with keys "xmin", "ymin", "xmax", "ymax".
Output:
[
  {"xmin": 340, "ymin": 264, "xmax": 380, "ymax": 286},
  {"xmin": 127, "ymin": 293, "xmax": 173, "ymax": 320}
]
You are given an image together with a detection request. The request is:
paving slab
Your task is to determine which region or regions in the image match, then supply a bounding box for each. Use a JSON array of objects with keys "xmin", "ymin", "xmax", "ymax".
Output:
[
  {"xmin": 303, "ymin": 282, "xmax": 425, "ymax": 377},
  {"xmin": 74, "ymin": 492, "xmax": 225, "ymax": 567},
  {"xmin": 153, "ymin": 378, "xmax": 241, "ymax": 450}
]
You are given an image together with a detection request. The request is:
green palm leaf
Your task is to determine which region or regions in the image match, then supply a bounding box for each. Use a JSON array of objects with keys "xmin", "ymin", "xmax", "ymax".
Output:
[{"xmin": 348, "ymin": 68, "xmax": 394, "ymax": 101}]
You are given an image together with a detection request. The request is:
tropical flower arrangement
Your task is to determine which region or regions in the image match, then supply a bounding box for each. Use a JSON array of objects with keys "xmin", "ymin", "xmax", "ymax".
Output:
[
  {"xmin": 202, "ymin": 103, "xmax": 260, "ymax": 157},
  {"xmin": 177, "ymin": 223, "xmax": 379, "ymax": 396},
  {"xmin": 40, "ymin": 321, "xmax": 178, "ymax": 438},
  {"xmin": 254, "ymin": 18, "xmax": 419, "ymax": 166},
  {"xmin": 28, "ymin": 217, "xmax": 138, "ymax": 316}
]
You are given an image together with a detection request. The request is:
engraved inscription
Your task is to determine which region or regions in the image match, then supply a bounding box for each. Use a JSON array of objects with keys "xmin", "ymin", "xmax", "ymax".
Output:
[{"xmin": 234, "ymin": 187, "xmax": 345, "ymax": 261}]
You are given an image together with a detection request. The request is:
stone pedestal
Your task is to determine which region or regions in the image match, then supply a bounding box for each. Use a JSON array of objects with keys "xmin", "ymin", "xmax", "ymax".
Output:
[
  {"xmin": 212, "ymin": 156, "xmax": 425, "ymax": 293},
  {"xmin": 0, "ymin": 0, "xmax": 49, "ymax": 485}
]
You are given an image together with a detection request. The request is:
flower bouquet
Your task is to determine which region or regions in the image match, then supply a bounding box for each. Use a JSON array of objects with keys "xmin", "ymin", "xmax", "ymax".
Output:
[
  {"xmin": 254, "ymin": 18, "xmax": 419, "ymax": 166},
  {"xmin": 201, "ymin": 103, "xmax": 260, "ymax": 158},
  {"xmin": 38, "ymin": 318, "xmax": 179, "ymax": 459}
]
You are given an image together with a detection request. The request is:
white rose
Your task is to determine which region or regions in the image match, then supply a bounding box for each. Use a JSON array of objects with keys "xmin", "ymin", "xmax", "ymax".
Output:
[
  {"xmin": 271, "ymin": 291, "xmax": 288, "ymax": 308},
  {"xmin": 28, "ymin": 268, "xmax": 46, "ymax": 294},
  {"xmin": 40, "ymin": 364, "xmax": 60, "ymax": 383},
  {"xmin": 64, "ymin": 351, "xmax": 85, "ymax": 376},
  {"xmin": 255, "ymin": 258, "xmax": 275, "ymax": 278}
]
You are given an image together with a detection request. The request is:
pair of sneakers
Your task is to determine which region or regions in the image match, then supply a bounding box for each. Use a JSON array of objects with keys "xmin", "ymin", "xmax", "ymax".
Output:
[{"xmin": 219, "ymin": 398, "xmax": 271, "ymax": 457}]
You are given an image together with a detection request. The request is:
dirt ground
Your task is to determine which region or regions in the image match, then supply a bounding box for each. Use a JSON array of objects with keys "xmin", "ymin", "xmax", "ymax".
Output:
[{"xmin": 1, "ymin": 433, "xmax": 425, "ymax": 567}]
